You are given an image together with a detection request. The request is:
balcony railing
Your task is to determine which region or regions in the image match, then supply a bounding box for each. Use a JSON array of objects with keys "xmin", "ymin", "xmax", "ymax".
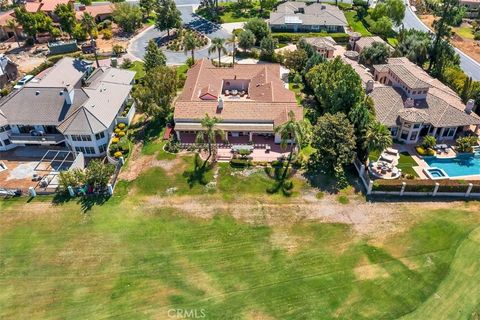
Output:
[{"xmin": 9, "ymin": 133, "xmax": 65, "ymax": 144}]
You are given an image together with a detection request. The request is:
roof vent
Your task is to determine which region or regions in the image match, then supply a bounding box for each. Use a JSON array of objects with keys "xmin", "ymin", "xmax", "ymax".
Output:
[
  {"xmin": 59, "ymin": 91, "xmax": 63, "ymax": 95},
  {"xmin": 217, "ymin": 97, "xmax": 224, "ymax": 111},
  {"xmin": 35, "ymin": 91, "xmax": 40, "ymax": 95},
  {"xmin": 465, "ymin": 99, "xmax": 475, "ymax": 114}
]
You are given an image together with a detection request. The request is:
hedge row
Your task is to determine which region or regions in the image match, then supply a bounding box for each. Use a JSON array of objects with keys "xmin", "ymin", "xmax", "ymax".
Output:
[
  {"xmin": 272, "ymin": 32, "xmax": 350, "ymax": 44},
  {"xmin": 372, "ymin": 179, "xmax": 480, "ymax": 193}
]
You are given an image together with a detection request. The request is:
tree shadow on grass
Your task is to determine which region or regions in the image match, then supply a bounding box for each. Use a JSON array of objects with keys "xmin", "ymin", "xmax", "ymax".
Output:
[
  {"xmin": 303, "ymin": 165, "xmax": 364, "ymax": 194},
  {"xmin": 51, "ymin": 192, "xmax": 110, "ymax": 213},
  {"xmin": 183, "ymin": 153, "xmax": 214, "ymax": 189},
  {"xmin": 264, "ymin": 162, "xmax": 295, "ymax": 196}
]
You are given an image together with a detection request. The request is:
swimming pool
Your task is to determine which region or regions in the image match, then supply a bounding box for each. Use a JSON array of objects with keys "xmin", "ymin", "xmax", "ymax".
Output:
[{"xmin": 424, "ymin": 153, "xmax": 480, "ymax": 178}]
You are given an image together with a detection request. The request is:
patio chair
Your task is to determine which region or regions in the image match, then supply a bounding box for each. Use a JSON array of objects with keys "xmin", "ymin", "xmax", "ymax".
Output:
[
  {"xmin": 225, "ymin": 90, "xmax": 230, "ymax": 96},
  {"xmin": 380, "ymin": 153, "xmax": 395, "ymax": 163},
  {"xmin": 385, "ymin": 147, "xmax": 399, "ymax": 156}
]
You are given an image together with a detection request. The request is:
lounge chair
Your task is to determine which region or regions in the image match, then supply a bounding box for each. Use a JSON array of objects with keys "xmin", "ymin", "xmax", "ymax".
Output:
[
  {"xmin": 385, "ymin": 147, "xmax": 399, "ymax": 156},
  {"xmin": 380, "ymin": 153, "xmax": 395, "ymax": 163}
]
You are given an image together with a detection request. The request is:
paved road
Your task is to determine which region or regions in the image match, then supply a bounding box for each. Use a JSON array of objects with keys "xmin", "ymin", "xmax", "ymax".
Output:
[
  {"xmin": 128, "ymin": 5, "xmax": 233, "ymax": 64},
  {"xmin": 403, "ymin": 2, "xmax": 480, "ymax": 80}
]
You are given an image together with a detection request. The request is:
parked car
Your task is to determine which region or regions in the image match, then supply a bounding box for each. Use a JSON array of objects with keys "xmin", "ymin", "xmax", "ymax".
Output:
[{"xmin": 13, "ymin": 75, "xmax": 34, "ymax": 90}]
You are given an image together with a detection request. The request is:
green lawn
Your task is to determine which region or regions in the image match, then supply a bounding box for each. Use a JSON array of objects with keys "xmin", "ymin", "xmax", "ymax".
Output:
[
  {"xmin": 344, "ymin": 10, "xmax": 372, "ymax": 36},
  {"xmin": 128, "ymin": 61, "xmax": 146, "ymax": 80},
  {"xmin": 197, "ymin": 2, "xmax": 269, "ymax": 23},
  {"xmin": 1, "ymin": 195, "xmax": 479, "ymax": 318},
  {"xmin": 454, "ymin": 26, "xmax": 474, "ymax": 40}
]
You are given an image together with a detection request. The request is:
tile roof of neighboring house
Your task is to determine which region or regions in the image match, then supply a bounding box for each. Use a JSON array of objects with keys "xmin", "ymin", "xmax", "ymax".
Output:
[
  {"xmin": 175, "ymin": 59, "xmax": 302, "ymax": 126},
  {"xmin": 304, "ymin": 36, "xmax": 336, "ymax": 50},
  {"xmin": 25, "ymin": 1, "xmax": 42, "ymax": 12},
  {"xmin": 0, "ymin": 10, "xmax": 14, "ymax": 27},
  {"xmin": 269, "ymin": 2, "xmax": 347, "ymax": 26},
  {"xmin": 75, "ymin": 4, "xmax": 113, "ymax": 19},
  {"xmin": 27, "ymin": 57, "xmax": 92, "ymax": 89},
  {"xmin": 370, "ymin": 86, "xmax": 480, "ymax": 127},
  {"xmin": 40, "ymin": 0, "xmax": 71, "ymax": 12},
  {"xmin": 355, "ymin": 36, "xmax": 387, "ymax": 50},
  {"xmin": 0, "ymin": 57, "xmax": 134, "ymax": 134}
]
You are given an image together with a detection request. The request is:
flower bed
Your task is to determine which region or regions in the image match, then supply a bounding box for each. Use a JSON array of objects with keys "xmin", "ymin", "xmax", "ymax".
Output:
[
  {"xmin": 165, "ymin": 28, "xmax": 209, "ymax": 52},
  {"xmin": 109, "ymin": 123, "xmax": 130, "ymax": 160}
]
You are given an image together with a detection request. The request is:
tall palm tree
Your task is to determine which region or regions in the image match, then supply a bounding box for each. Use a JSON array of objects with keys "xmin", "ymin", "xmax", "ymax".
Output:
[
  {"xmin": 81, "ymin": 13, "xmax": 99, "ymax": 67},
  {"xmin": 183, "ymin": 32, "xmax": 200, "ymax": 63},
  {"xmin": 275, "ymin": 111, "xmax": 311, "ymax": 181},
  {"xmin": 208, "ymin": 37, "xmax": 227, "ymax": 66},
  {"xmin": 364, "ymin": 121, "xmax": 393, "ymax": 162},
  {"xmin": 228, "ymin": 33, "xmax": 236, "ymax": 65},
  {"xmin": 195, "ymin": 114, "xmax": 225, "ymax": 167},
  {"xmin": 6, "ymin": 19, "xmax": 20, "ymax": 47}
]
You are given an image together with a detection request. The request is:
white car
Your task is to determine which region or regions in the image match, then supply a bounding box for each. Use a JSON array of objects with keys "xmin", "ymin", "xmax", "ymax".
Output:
[{"xmin": 13, "ymin": 75, "xmax": 34, "ymax": 90}]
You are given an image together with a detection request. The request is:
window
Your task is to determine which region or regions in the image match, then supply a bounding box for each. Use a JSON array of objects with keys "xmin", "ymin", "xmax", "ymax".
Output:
[
  {"xmin": 3, "ymin": 139, "xmax": 11, "ymax": 145},
  {"xmin": 76, "ymin": 146, "xmax": 95, "ymax": 154},
  {"xmin": 99, "ymin": 143, "xmax": 107, "ymax": 153},
  {"xmin": 95, "ymin": 131, "xmax": 105, "ymax": 140},
  {"xmin": 413, "ymin": 124, "xmax": 421, "ymax": 129},
  {"xmin": 390, "ymin": 127, "xmax": 398, "ymax": 136},
  {"xmin": 410, "ymin": 132, "xmax": 418, "ymax": 141},
  {"xmin": 0, "ymin": 125, "xmax": 10, "ymax": 133},
  {"xmin": 71, "ymin": 135, "xmax": 92, "ymax": 141},
  {"xmin": 401, "ymin": 130, "xmax": 409, "ymax": 140},
  {"xmin": 443, "ymin": 127, "xmax": 456, "ymax": 137}
]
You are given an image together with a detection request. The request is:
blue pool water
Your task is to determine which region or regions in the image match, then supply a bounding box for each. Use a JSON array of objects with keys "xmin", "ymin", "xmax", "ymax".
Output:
[
  {"xmin": 424, "ymin": 153, "xmax": 480, "ymax": 177},
  {"xmin": 427, "ymin": 168, "xmax": 447, "ymax": 178}
]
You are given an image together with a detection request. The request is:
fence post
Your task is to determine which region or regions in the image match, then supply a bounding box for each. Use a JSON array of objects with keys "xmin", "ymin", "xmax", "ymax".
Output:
[
  {"xmin": 107, "ymin": 183, "xmax": 114, "ymax": 196},
  {"xmin": 400, "ymin": 182, "xmax": 406, "ymax": 196},
  {"xmin": 360, "ymin": 164, "xmax": 365, "ymax": 177},
  {"xmin": 466, "ymin": 183, "xmax": 473, "ymax": 198},
  {"xmin": 367, "ymin": 180, "xmax": 373, "ymax": 195},
  {"xmin": 433, "ymin": 183, "xmax": 439, "ymax": 197},
  {"xmin": 28, "ymin": 187, "xmax": 36, "ymax": 197},
  {"xmin": 119, "ymin": 156, "xmax": 125, "ymax": 166},
  {"xmin": 67, "ymin": 186, "xmax": 75, "ymax": 197}
]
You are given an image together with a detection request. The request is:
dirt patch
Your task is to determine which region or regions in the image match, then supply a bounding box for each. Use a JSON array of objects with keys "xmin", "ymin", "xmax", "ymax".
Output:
[
  {"xmin": 355, "ymin": 256, "xmax": 390, "ymax": 280},
  {"xmin": 177, "ymin": 257, "xmax": 224, "ymax": 298},
  {"xmin": 245, "ymin": 310, "xmax": 276, "ymax": 320}
]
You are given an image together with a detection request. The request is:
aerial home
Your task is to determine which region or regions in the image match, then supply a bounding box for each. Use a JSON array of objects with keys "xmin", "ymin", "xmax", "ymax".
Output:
[
  {"xmin": 173, "ymin": 59, "xmax": 302, "ymax": 145},
  {"xmin": 269, "ymin": 2, "xmax": 347, "ymax": 33},
  {"xmin": 368, "ymin": 57, "xmax": 480, "ymax": 143},
  {"xmin": 0, "ymin": 57, "xmax": 135, "ymax": 156}
]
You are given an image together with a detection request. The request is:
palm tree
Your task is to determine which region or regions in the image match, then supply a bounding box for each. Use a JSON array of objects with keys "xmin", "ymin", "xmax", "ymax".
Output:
[
  {"xmin": 183, "ymin": 32, "xmax": 200, "ymax": 63},
  {"xmin": 195, "ymin": 114, "xmax": 225, "ymax": 167},
  {"xmin": 228, "ymin": 34, "xmax": 236, "ymax": 65},
  {"xmin": 275, "ymin": 111, "xmax": 310, "ymax": 181},
  {"xmin": 208, "ymin": 37, "xmax": 227, "ymax": 66},
  {"xmin": 6, "ymin": 19, "xmax": 20, "ymax": 47},
  {"xmin": 364, "ymin": 121, "xmax": 393, "ymax": 162},
  {"xmin": 81, "ymin": 13, "xmax": 99, "ymax": 67}
]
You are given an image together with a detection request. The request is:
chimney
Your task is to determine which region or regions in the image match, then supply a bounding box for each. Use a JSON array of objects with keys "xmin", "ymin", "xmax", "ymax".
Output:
[
  {"xmin": 366, "ymin": 80, "xmax": 374, "ymax": 93},
  {"xmin": 465, "ymin": 99, "xmax": 475, "ymax": 114},
  {"xmin": 217, "ymin": 97, "xmax": 223, "ymax": 111},
  {"xmin": 404, "ymin": 97, "xmax": 414, "ymax": 108},
  {"xmin": 79, "ymin": 4, "xmax": 86, "ymax": 10}
]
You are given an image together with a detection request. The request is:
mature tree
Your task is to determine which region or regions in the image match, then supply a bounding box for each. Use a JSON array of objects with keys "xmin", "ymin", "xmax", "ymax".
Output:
[
  {"xmin": 228, "ymin": 33, "xmax": 237, "ymax": 64},
  {"xmin": 6, "ymin": 19, "xmax": 21, "ymax": 47},
  {"xmin": 244, "ymin": 18, "xmax": 270, "ymax": 44},
  {"xmin": 284, "ymin": 48, "xmax": 308, "ymax": 73},
  {"xmin": 394, "ymin": 29, "xmax": 432, "ymax": 66},
  {"xmin": 85, "ymin": 160, "xmax": 115, "ymax": 191},
  {"xmin": 275, "ymin": 111, "xmax": 311, "ymax": 181},
  {"xmin": 72, "ymin": 23, "xmax": 88, "ymax": 41},
  {"xmin": 80, "ymin": 12, "xmax": 99, "ymax": 67},
  {"xmin": 385, "ymin": 0, "xmax": 405, "ymax": 27},
  {"xmin": 54, "ymin": 3, "xmax": 76, "ymax": 38},
  {"xmin": 348, "ymin": 102, "xmax": 374, "ymax": 163},
  {"xmin": 155, "ymin": 0, "xmax": 181, "ymax": 37},
  {"xmin": 371, "ymin": 16, "xmax": 393, "ymax": 38},
  {"xmin": 14, "ymin": 8, "xmax": 53, "ymax": 41},
  {"xmin": 305, "ymin": 57, "xmax": 364, "ymax": 115},
  {"xmin": 428, "ymin": 0, "xmax": 463, "ymax": 73},
  {"xmin": 370, "ymin": 2, "xmax": 388, "ymax": 21},
  {"xmin": 297, "ymin": 38, "xmax": 315, "ymax": 57},
  {"xmin": 259, "ymin": 35, "xmax": 277, "ymax": 60},
  {"xmin": 144, "ymin": 39, "xmax": 166, "ymax": 72},
  {"xmin": 238, "ymin": 29, "xmax": 255, "ymax": 51},
  {"xmin": 183, "ymin": 32, "xmax": 200, "ymax": 63},
  {"xmin": 132, "ymin": 66, "xmax": 178, "ymax": 120},
  {"xmin": 113, "ymin": 3, "xmax": 142, "ymax": 33},
  {"xmin": 431, "ymin": 39, "xmax": 459, "ymax": 77},
  {"xmin": 302, "ymin": 52, "xmax": 326, "ymax": 75},
  {"xmin": 358, "ymin": 42, "xmax": 390, "ymax": 66},
  {"xmin": 259, "ymin": 0, "xmax": 276, "ymax": 13},
  {"xmin": 310, "ymin": 112, "xmax": 356, "ymax": 175},
  {"xmin": 364, "ymin": 121, "xmax": 392, "ymax": 158},
  {"xmin": 139, "ymin": 0, "xmax": 155, "ymax": 19},
  {"xmin": 58, "ymin": 168, "xmax": 86, "ymax": 193},
  {"xmin": 199, "ymin": 0, "xmax": 219, "ymax": 22},
  {"xmin": 208, "ymin": 37, "xmax": 227, "ymax": 65},
  {"xmin": 79, "ymin": 0, "xmax": 92, "ymax": 5},
  {"xmin": 195, "ymin": 114, "xmax": 225, "ymax": 167}
]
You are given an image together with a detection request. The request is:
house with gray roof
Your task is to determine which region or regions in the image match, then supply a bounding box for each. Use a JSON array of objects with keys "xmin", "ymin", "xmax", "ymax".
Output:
[
  {"xmin": 0, "ymin": 57, "xmax": 135, "ymax": 156},
  {"xmin": 269, "ymin": 2, "xmax": 347, "ymax": 33},
  {"xmin": 367, "ymin": 57, "xmax": 480, "ymax": 144}
]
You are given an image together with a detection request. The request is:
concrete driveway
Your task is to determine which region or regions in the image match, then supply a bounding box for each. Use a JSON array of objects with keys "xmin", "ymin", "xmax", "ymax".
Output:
[{"xmin": 128, "ymin": 5, "xmax": 233, "ymax": 64}]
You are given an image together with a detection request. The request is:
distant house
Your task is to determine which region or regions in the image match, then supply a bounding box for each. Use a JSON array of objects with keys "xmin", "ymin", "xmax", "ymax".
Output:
[
  {"xmin": 269, "ymin": 2, "xmax": 347, "ymax": 33},
  {"xmin": 368, "ymin": 57, "xmax": 480, "ymax": 144},
  {"xmin": 0, "ymin": 10, "xmax": 20, "ymax": 41},
  {"xmin": 0, "ymin": 54, "xmax": 18, "ymax": 89},
  {"xmin": 24, "ymin": 0, "xmax": 75, "ymax": 20},
  {"xmin": 459, "ymin": 0, "xmax": 479, "ymax": 18},
  {"xmin": 174, "ymin": 59, "xmax": 302, "ymax": 144},
  {"xmin": 75, "ymin": 4, "xmax": 114, "ymax": 22},
  {"xmin": 350, "ymin": 36, "xmax": 389, "ymax": 53},
  {"xmin": 303, "ymin": 36, "xmax": 336, "ymax": 58},
  {"xmin": 0, "ymin": 57, "xmax": 136, "ymax": 155}
]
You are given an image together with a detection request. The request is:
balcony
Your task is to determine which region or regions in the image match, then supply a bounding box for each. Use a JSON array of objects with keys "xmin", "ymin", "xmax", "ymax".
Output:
[{"xmin": 9, "ymin": 133, "xmax": 65, "ymax": 145}]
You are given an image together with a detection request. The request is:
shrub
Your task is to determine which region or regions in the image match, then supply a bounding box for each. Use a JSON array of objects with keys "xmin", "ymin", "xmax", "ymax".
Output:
[
  {"xmin": 421, "ymin": 135, "xmax": 437, "ymax": 149},
  {"xmin": 118, "ymin": 131, "xmax": 126, "ymax": 137},
  {"xmin": 111, "ymin": 137, "xmax": 119, "ymax": 143},
  {"xmin": 283, "ymin": 180, "xmax": 293, "ymax": 190},
  {"xmin": 102, "ymin": 28, "xmax": 113, "ymax": 40},
  {"xmin": 114, "ymin": 151, "xmax": 123, "ymax": 158},
  {"xmin": 415, "ymin": 146, "xmax": 435, "ymax": 156},
  {"xmin": 118, "ymin": 123, "xmax": 126, "ymax": 129},
  {"xmin": 456, "ymin": 136, "xmax": 478, "ymax": 153},
  {"xmin": 121, "ymin": 58, "xmax": 132, "ymax": 69},
  {"xmin": 230, "ymin": 158, "xmax": 252, "ymax": 168},
  {"xmin": 474, "ymin": 31, "xmax": 480, "ymax": 41},
  {"xmin": 114, "ymin": 128, "xmax": 121, "ymax": 133}
]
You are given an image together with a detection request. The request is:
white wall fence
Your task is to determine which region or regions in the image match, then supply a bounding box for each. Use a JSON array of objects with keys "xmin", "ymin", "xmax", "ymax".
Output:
[{"xmin": 353, "ymin": 159, "xmax": 480, "ymax": 199}]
